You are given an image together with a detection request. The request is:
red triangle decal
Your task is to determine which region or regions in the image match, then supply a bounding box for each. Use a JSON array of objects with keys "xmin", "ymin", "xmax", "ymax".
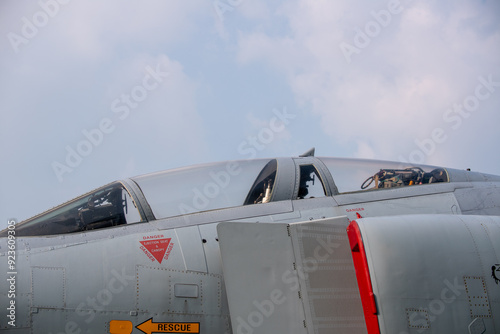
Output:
[{"xmin": 140, "ymin": 238, "xmax": 171, "ymax": 264}]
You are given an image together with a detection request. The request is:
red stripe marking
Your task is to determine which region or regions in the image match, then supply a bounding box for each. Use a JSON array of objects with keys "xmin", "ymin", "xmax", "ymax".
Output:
[{"xmin": 347, "ymin": 220, "xmax": 381, "ymax": 334}]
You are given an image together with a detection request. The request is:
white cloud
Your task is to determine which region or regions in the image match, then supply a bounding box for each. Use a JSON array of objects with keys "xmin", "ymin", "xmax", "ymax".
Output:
[
  {"xmin": 0, "ymin": 1, "xmax": 211, "ymax": 224},
  {"xmin": 354, "ymin": 140, "xmax": 376, "ymax": 159},
  {"xmin": 238, "ymin": 1, "xmax": 270, "ymax": 21},
  {"xmin": 99, "ymin": 54, "xmax": 209, "ymax": 170},
  {"xmin": 1, "ymin": 0, "xmax": 208, "ymax": 60},
  {"xmin": 236, "ymin": 0, "xmax": 500, "ymax": 169},
  {"xmin": 237, "ymin": 33, "xmax": 301, "ymax": 72}
]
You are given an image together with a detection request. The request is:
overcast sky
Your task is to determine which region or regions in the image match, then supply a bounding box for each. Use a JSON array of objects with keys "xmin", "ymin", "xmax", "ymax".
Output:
[{"xmin": 1, "ymin": 0, "xmax": 499, "ymax": 228}]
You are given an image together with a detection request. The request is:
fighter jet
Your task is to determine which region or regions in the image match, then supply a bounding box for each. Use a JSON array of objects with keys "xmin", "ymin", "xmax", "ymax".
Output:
[{"xmin": 1, "ymin": 149, "xmax": 499, "ymax": 334}]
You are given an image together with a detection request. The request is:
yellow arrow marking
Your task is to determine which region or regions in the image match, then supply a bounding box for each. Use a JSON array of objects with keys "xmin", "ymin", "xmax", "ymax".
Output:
[
  {"xmin": 109, "ymin": 320, "xmax": 133, "ymax": 334},
  {"xmin": 136, "ymin": 318, "xmax": 200, "ymax": 334}
]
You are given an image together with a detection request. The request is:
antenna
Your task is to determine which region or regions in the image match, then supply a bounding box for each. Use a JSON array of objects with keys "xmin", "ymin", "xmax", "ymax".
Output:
[{"xmin": 299, "ymin": 147, "xmax": 315, "ymax": 157}]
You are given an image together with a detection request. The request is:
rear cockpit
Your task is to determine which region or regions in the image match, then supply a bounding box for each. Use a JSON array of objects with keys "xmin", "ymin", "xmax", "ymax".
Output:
[
  {"xmin": 318, "ymin": 157, "xmax": 449, "ymax": 194},
  {"xmin": 360, "ymin": 167, "xmax": 448, "ymax": 189}
]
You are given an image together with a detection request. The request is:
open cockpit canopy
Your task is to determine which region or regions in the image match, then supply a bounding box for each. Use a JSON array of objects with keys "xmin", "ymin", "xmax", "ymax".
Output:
[{"xmin": 318, "ymin": 157, "xmax": 449, "ymax": 194}]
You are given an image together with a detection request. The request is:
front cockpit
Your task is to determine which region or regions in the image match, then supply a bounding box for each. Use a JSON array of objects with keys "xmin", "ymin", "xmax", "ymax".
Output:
[{"xmin": 1, "ymin": 183, "xmax": 143, "ymax": 237}]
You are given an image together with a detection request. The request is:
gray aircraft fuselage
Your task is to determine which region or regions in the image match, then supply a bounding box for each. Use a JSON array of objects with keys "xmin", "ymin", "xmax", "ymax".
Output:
[{"xmin": 1, "ymin": 154, "xmax": 499, "ymax": 334}]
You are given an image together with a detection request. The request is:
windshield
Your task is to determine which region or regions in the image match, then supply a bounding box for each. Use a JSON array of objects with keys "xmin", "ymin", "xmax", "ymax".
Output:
[{"xmin": 0, "ymin": 182, "xmax": 142, "ymax": 237}]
